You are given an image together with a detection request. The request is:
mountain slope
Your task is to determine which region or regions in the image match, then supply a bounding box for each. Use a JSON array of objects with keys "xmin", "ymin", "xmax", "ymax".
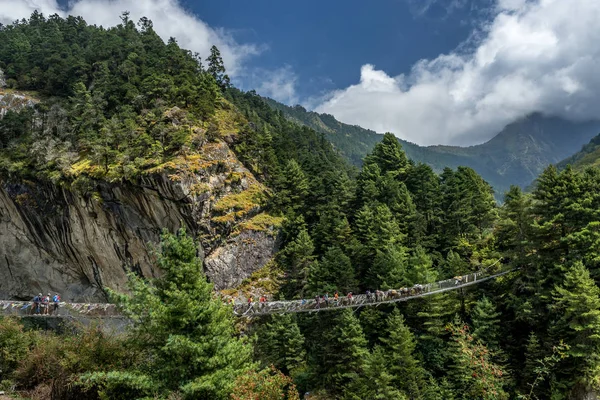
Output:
[
  {"xmin": 0, "ymin": 16, "xmax": 349, "ymax": 301},
  {"xmin": 557, "ymin": 133, "xmax": 600, "ymax": 170},
  {"xmin": 266, "ymin": 99, "xmax": 600, "ymax": 196}
]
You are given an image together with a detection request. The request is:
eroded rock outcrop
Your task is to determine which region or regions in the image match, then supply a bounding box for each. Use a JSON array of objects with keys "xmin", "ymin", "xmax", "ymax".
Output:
[{"xmin": 0, "ymin": 139, "xmax": 280, "ymax": 301}]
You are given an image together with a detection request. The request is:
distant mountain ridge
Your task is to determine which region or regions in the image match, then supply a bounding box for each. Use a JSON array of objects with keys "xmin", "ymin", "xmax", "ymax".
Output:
[
  {"xmin": 557, "ymin": 133, "xmax": 600, "ymax": 170},
  {"xmin": 265, "ymin": 98, "xmax": 600, "ymax": 196}
]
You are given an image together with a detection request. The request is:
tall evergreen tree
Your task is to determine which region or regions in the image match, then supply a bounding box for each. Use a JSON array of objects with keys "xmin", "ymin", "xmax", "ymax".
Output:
[
  {"xmin": 85, "ymin": 229, "xmax": 253, "ymax": 399},
  {"xmin": 405, "ymin": 163, "xmax": 443, "ymax": 250},
  {"xmin": 255, "ymin": 314, "xmax": 306, "ymax": 375},
  {"xmin": 206, "ymin": 45, "xmax": 230, "ymax": 89},
  {"xmin": 309, "ymin": 310, "xmax": 369, "ymax": 393},
  {"xmin": 471, "ymin": 296, "xmax": 502, "ymax": 351},
  {"xmin": 407, "ymin": 246, "xmax": 438, "ymax": 285},
  {"xmin": 447, "ymin": 321, "xmax": 507, "ymax": 400},
  {"xmin": 306, "ymin": 246, "xmax": 357, "ymax": 295},
  {"xmin": 364, "ymin": 132, "xmax": 409, "ymax": 179},
  {"xmin": 273, "ymin": 159, "xmax": 309, "ymax": 214},
  {"xmin": 496, "ymin": 185, "xmax": 532, "ymax": 265},
  {"xmin": 416, "ymin": 293, "xmax": 460, "ymax": 375},
  {"xmin": 343, "ymin": 346, "xmax": 407, "ymax": 400},
  {"xmin": 279, "ymin": 228, "xmax": 315, "ymax": 298},
  {"xmin": 551, "ymin": 262, "xmax": 600, "ymax": 393},
  {"xmin": 380, "ymin": 309, "xmax": 426, "ymax": 398},
  {"xmin": 368, "ymin": 243, "xmax": 409, "ymax": 290}
]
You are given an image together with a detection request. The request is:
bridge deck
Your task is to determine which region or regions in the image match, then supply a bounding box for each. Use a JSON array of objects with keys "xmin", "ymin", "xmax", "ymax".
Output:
[
  {"xmin": 233, "ymin": 268, "xmax": 514, "ymax": 317},
  {"xmin": 1, "ymin": 262, "xmax": 513, "ymax": 319}
]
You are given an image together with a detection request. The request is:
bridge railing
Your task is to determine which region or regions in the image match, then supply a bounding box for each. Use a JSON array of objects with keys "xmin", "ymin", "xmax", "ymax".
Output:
[
  {"xmin": 0, "ymin": 301, "xmax": 119, "ymax": 318},
  {"xmin": 1, "ymin": 261, "xmax": 510, "ymax": 319},
  {"xmin": 232, "ymin": 260, "xmax": 509, "ymax": 316}
]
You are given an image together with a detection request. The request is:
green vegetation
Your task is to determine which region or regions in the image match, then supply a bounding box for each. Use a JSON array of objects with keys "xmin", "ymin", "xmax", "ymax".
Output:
[
  {"xmin": 3, "ymin": 12, "xmax": 600, "ymax": 400},
  {"xmin": 557, "ymin": 133, "xmax": 600, "ymax": 170},
  {"xmin": 267, "ymin": 99, "xmax": 600, "ymax": 196},
  {"xmin": 0, "ymin": 11, "xmax": 221, "ymax": 183}
]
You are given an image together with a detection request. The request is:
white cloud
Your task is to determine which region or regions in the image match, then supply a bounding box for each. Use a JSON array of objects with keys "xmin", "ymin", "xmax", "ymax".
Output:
[
  {"xmin": 244, "ymin": 65, "xmax": 298, "ymax": 105},
  {"xmin": 316, "ymin": 0, "xmax": 600, "ymax": 145},
  {"xmin": 0, "ymin": 0, "xmax": 259, "ymax": 76}
]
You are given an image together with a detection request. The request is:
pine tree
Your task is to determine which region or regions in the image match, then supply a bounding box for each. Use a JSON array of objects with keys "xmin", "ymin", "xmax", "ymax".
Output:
[
  {"xmin": 207, "ymin": 45, "xmax": 230, "ymax": 89},
  {"xmin": 444, "ymin": 250, "xmax": 468, "ymax": 278},
  {"xmin": 364, "ymin": 132, "xmax": 409, "ymax": 179},
  {"xmin": 471, "ymin": 296, "xmax": 502, "ymax": 351},
  {"xmin": 85, "ymin": 229, "xmax": 253, "ymax": 399},
  {"xmin": 369, "ymin": 244, "xmax": 409, "ymax": 290},
  {"xmin": 343, "ymin": 346, "xmax": 407, "ymax": 400},
  {"xmin": 381, "ymin": 309, "xmax": 426, "ymax": 398},
  {"xmin": 255, "ymin": 314, "xmax": 306, "ymax": 375},
  {"xmin": 407, "ymin": 246, "xmax": 438, "ymax": 285},
  {"xmin": 496, "ymin": 185, "xmax": 532, "ymax": 265},
  {"xmin": 440, "ymin": 166, "xmax": 496, "ymax": 250},
  {"xmin": 355, "ymin": 162, "xmax": 383, "ymax": 208},
  {"xmin": 279, "ymin": 228, "xmax": 315, "ymax": 298},
  {"xmin": 354, "ymin": 202, "xmax": 404, "ymax": 280},
  {"xmin": 274, "ymin": 159, "xmax": 310, "ymax": 214},
  {"xmin": 447, "ymin": 320, "xmax": 507, "ymax": 400},
  {"xmin": 521, "ymin": 332, "xmax": 544, "ymax": 394},
  {"xmin": 405, "ymin": 163, "xmax": 443, "ymax": 250},
  {"xmin": 359, "ymin": 307, "xmax": 387, "ymax": 347},
  {"xmin": 421, "ymin": 377, "xmax": 456, "ymax": 400},
  {"xmin": 384, "ymin": 179, "xmax": 422, "ymax": 244},
  {"xmin": 551, "ymin": 262, "xmax": 600, "ymax": 391},
  {"xmin": 313, "ymin": 210, "xmax": 356, "ymax": 255},
  {"xmin": 306, "ymin": 246, "xmax": 357, "ymax": 295},
  {"xmin": 416, "ymin": 293, "xmax": 460, "ymax": 375},
  {"xmin": 310, "ymin": 310, "xmax": 369, "ymax": 392}
]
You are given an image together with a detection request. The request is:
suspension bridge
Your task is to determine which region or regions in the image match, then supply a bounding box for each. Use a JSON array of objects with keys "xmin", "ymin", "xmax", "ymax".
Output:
[{"xmin": 0, "ymin": 261, "xmax": 514, "ymax": 320}]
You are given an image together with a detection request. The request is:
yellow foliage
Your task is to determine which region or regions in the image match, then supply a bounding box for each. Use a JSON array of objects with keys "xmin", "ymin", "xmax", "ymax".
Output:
[
  {"xmin": 213, "ymin": 184, "xmax": 266, "ymax": 214},
  {"xmin": 214, "ymin": 99, "xmax": 246, "ymax": 137},
  {"xmin": 211, "ymin": 184, "xmax": 268, "ymax": 224},
  {"xmin": 67, "ymin": 159, "xmax": 105, "ymax": 179},
  {"xmin": 225, "ymin": 260, "xmax": 284, "ymax": 298},
  {"xmin": 233, "ymin": 213, "xmax": 284, "ymax": 236}
]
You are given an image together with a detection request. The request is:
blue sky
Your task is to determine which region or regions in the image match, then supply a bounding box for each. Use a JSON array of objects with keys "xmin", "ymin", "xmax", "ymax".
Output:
[
  {"xmin": 2, "ymin": 0, "xmax": 600, "ymax": 146},
  {"xmin": 184, "ymin": 0, "xmax": 491, "ymax": 101}
]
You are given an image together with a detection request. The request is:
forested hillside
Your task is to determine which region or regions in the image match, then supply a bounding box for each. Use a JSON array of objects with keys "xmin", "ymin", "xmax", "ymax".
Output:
[
  {"xmin": 557, "ymin": 133, "xmax": 600, "ymax": 170},
  {"xmin": 2, "ymin": 13, "xmax": 600, "ymax": 400},
  {"xmin": 267, "ymin": 99, "xmax": 600, "ymax": 196}
]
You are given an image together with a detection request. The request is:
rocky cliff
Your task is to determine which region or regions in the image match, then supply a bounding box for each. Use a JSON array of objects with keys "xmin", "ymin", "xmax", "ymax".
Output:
[{"xmin": 0, "ymin": 87, "xmax": 280, "ymax": 301}]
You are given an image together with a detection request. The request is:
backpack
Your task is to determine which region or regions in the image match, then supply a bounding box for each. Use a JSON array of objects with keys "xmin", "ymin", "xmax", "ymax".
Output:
[
  {"xmin": 53, "ymin": 295, "xmax": 60, "ymax": 302},
  {"xmin": 33, "ymin": 296, "xmax": 40, "ymax": 302}
]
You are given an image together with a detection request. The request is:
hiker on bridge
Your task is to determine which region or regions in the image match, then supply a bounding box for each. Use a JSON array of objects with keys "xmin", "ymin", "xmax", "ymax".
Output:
[
  {"xmin": 51, "ymin": 293, "xmax": 60, "ymax": 315},
  {"xmin": 31, "ymin": 293, "xmax": 42, "ymax": 315}
]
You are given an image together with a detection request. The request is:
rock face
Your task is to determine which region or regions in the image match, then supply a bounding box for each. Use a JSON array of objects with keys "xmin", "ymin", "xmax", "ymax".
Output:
[
  {"xmin": 0, "ymin": 68, "xmax": 5, "ymax": 88},
  {"xmin": 0, "ymin": 140, "xmax": 279, "ymax": 301},
  {"xmin": 0, "ymin": 89, "xmax": 37, "ymax": 118},
  {"xmin": 205, "ymin": 230, "xmax": 278, "ymax": 289}
]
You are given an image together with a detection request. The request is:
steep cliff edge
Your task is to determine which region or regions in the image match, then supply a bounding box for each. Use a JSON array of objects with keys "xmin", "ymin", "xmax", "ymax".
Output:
[{"xmin": 0, "ymin": 86, "xmax": 280, "ymax": 301}]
